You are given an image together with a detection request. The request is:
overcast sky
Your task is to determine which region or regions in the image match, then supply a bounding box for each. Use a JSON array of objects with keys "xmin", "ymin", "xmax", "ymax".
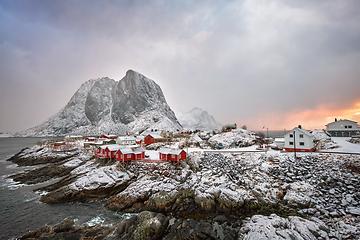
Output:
[{"xmin": 1, "ymin": 0, "xmax": 360, "ymax": 132}]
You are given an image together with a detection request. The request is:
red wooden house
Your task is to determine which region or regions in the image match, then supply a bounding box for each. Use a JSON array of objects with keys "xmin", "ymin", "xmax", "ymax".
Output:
[
  {"xmin": 54, "ymin": 141, "xmax": 65, "ymax": 147},
  {"xmin": 85, "ymin": 137, "xmax": 97, "ymax": 142},
  {"xmin": 144, "ymin": 134, "xmax": 168, "ymax": 145},
  {"xmin": 95, "ymin": 144, "xmax": 122, "ymax": 158},
  {"xmin": 100, "ymin": 134, "xmax": 118, "ymax": 140},
  {"xmin": 116, "ymin": 147, "xmax": 145, "ymax": 162},
  {"xmin": 158, "ymin": 148, "xmax": 187, "ymax": 161},
  {"xmin": 95, "ymin": 145, "xmax": 108, "ymax": 158}
]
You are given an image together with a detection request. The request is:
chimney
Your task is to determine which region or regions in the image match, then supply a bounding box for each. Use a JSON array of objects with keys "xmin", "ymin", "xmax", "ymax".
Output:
[
  {"xmin": 298, "ymin": 125, "xmax": 302, "ymax": 129},
  {"xmin": 335, "ymin": 118, "xmax": 337, "ymax": 122}
]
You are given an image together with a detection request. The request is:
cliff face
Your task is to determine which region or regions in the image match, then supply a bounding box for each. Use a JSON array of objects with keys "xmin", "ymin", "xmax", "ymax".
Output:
[{"xmin": 18, "ymin": 70, "xmax": 182, "ymax": 136}]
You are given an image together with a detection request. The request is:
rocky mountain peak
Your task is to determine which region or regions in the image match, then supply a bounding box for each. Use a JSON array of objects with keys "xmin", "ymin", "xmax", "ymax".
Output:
[{"xmin": 17, "ymin": 70, "xmax": 182, "ymax": 136}]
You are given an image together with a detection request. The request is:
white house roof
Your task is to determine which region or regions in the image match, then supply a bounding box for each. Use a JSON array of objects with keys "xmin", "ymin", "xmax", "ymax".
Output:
[
  {"xmin": 117, "ymin": 136, "xmax": 136, "ymax": 141},
  {"xmin": 326, "ymin": 119, "xmax": 358, "ymax": 126},
  {"xmin": 118, "ymin": 148, "xmax": 134, "ymax": 154},
  {"xmin": 106, "ymin": 144, "xmax": 123, "ymax": 151},
  {"xmin": 132, "ymin": 147, "xmax": 145, "ymax": 154},
  {"xmin": 285, "ymin": 127, "xmax": 314, "ymax": 137},
  {"xmin": 150, "ymin": 133, "xmax": 163, "ymax": 138},
  {"xmin": 158, "ymin": 148, "xmax": 184, "ymax": 155}
]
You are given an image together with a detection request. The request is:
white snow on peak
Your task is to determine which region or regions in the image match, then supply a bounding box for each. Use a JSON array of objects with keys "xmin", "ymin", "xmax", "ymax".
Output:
[{"xmin": 176, "ymin": 107, "xmax": 223, "ymax": 131}]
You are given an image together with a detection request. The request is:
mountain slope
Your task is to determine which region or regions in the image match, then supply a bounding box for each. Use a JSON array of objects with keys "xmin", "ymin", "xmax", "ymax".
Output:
[
  {"xmin": 17, "ymin": 70, "xmax": 182, "ymax": 136},
  {"xmin": 176, "ymin": 107, "xmax": 223, "ymax": 131}
]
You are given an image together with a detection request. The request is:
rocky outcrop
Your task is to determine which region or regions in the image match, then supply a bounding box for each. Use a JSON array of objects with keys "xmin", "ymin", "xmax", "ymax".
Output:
[
  {"xmin": 238, "ymin": 214, "xmax": 330, "ymax": 240},
  {"xmin": 20, "ymin": 220, "xmax": 115, "ymax": 240},
  {"xmin": 7, "ymin": 146, "xmax": 79, "ymax": 166}
]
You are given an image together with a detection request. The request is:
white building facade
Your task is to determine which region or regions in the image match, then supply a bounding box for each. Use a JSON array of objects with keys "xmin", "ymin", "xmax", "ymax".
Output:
[
  {"xmin": 116, "ymin": 136, "xmax": 137, "ymax": 145},
  {"xmin": 325, "ymin": 119, "xmax": 360, "ymax": 137},
  {"xmin": 284, "ymin": 127, "xmax": 314, "ymax": 152}
]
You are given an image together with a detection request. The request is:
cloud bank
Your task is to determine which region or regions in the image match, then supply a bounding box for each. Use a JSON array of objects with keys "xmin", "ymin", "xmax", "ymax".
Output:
[{"xmin": 1, "ymin": 0, "xmax": 360, "ymax": 132}]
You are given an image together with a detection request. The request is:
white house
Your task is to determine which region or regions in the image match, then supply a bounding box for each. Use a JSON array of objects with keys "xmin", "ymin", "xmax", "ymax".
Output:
[
  {"xmin": 325, "ymin": 119, "xmax": 360, "ymax": 137},
  {"xmin": 284, "ymin": 127, "xmax": 314, "ymax": 152},
  {"xmin": 116, "ymin": 136, "xmax": 137, "ymax": 145}
]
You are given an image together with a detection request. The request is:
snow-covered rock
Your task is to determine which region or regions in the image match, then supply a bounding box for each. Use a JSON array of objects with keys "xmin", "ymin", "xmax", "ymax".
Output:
[
  {"xmin": 208, "ymin": 129, "xmax": 256, "ymax": 149},
  {"xmin": 16, "ymin": 70, "xmax": 182, "ymax": 137},
  {"xmin": 176, "ymin": 107, "xmax": 222, "ymax": 131},
  {"xmin": 238, "ymin": 214, "xmax": 329, "ymax": 240}
]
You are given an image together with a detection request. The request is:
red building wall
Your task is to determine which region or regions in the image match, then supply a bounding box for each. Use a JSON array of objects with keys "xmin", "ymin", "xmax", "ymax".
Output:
[{"xmin": 144, "ymin": 135, "xmax": 154, "ymax": 145}]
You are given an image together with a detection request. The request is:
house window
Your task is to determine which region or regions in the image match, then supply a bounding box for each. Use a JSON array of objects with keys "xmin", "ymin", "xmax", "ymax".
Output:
[
  {"xmin": 348, "ymin": 125, "xmax": 352, "ymax": 128},
  {"xmin": 289, "ymin": 134, "xmax": 293, "ymax": 138},
  {"xmin": 299, "ymin": 142, "xmax": 305, "ymax": 146},
  {"xmin": 127, "ymin": 154, "xmax": 131, "ymax": 158},
  {"xmin": 345, "ymin": 126, "xmax": 348, "ymax": 129},
  {"xmin": 120, "ymin": 155, "xmax": 123, "ymax": 159},
  {"xmin": 289, "ymin": 142, "xmax": 294, "ymax": 145},
  {"xmin": 171, "ymin": 154, "xmax": 175, "ymax": 158},
  {"xmin": 299, "ymin": 134, "xmax": 304, "ymax": 138}
]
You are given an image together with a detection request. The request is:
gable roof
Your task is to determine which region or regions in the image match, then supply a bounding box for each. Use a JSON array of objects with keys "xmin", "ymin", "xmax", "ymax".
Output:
[
  {"xmin": 105, "ymin": 144, "xmax": 123, "ymax": 151},
  {"xmin": 285, "ymin": 127, "xmax": 314, "ymax": 138},
  {"xmin": 146, "ymin": 133, "xmax": 163, "ymax": 139},
  {"xmin": 117, "ymin": 136, "xmax": 136, "ymax": 141},
  {"xmin": 326, "ymin": 119, "xmax": 358, "ymax": 126},
  {"xmin": 158, "ymin": 148, "xmax": 184, "ymax": 155}
]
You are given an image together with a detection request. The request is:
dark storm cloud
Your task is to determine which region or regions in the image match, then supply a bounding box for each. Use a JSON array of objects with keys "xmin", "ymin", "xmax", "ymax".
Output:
[{"xmin": 1, "ymin": 0, "xmax": 360, "ymax": 132}]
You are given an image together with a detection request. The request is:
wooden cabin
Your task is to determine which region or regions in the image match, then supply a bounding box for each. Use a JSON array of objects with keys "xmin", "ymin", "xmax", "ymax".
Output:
[
  {"xmin": 144, "ymin": 134, "xmax": 169, "ymax": 145},
  {"xmin": 158, "ymin": 148, "xmax": 187, "ymax": 161}
]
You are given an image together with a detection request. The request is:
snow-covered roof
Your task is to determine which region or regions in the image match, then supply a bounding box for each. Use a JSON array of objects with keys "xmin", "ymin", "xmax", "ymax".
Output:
[
  {"xmin": 158, "ymin": 148, "xmax": 184, "ymax": 155},
  {"xmin": 105, "ymin": 144, "xmax": 123, "ymax": 151},
  {"xmin": 147, "ymin": 133, "xmax": 163, "ymax": 139},
  {"xmin": 285, "ymin": 127, "xmax": 314, "ymax": 137},
  {"xmin": 119, "ymin": 148, "xmax": 134, "ymax": 154},
  {"xmin": 117, "ymin": 136, "xmax": 136, "ymax": 141},
  {"xmin": 326, "ymin": 119, "xmax": 358, "ymax": 126},
  {"xmin": 132, "ymin": 147, "xmax": 145, "ymax": 154}
]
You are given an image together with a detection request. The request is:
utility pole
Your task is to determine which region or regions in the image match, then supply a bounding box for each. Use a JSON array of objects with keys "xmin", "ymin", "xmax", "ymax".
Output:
[{"xmin": 293, "ymin": 131, "xmax": 296, "ymax": 159}]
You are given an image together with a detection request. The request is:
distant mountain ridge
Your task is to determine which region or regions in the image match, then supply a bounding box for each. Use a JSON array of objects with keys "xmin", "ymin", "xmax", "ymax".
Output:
[
  {"xmin": 176, "ymin": 107, "xmax": 223, "ymax": 131},
  {"xmin": 17, "ymin": 70, "xmax": 182, "ymax": 136}
]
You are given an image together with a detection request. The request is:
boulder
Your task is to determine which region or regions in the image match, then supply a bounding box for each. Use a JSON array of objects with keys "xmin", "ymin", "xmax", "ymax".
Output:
[
  {"xmin": 238, "ymin": 214, "xmax": 329, "ymax": 240},
  {"xmin": 116, "ymin": 211, "xmax": 168, "ymax": 240}
]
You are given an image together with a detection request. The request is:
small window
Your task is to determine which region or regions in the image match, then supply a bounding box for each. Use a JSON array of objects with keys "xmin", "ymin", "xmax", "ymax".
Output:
[
  {"xmin": 289, "ymin": 142, "xmax": 294, "ymax": 145},
  {"xmin": 289, "ymin": 134, "xmax": 293, "ymax": 138},
  {"xmin": 171, "ymin": 154, "xmax": 175, "ymax": 158},
  {"xmin": 345, "ymin": 126, "xmax": 348, "ymax": 129},
  {"xmin": 299, "ymin": 142, "xmax": 305, "ymax": 146},
  {"xmin": 127, "ymin": 154, "xmax": 131, "ymax": 158},
  {"xmin": 348, "ymin": 125, "xmax": 352, "ymax": 128},
  {"xmin": 299, "ymin": 134, "xmax": 303, "ymax": 138}
]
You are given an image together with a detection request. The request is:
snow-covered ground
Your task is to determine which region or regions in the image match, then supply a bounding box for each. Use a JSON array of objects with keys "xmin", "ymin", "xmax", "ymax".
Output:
[{"xmin": 322, "ymin": 137, "xmax": 360, "ymax": 153}]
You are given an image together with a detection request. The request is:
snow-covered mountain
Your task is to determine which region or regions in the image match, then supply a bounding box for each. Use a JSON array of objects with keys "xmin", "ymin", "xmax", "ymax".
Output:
[
  {"xmin": 176, "ymin": 107, "xmax": 223, "ymax": 131},
  {"xmin": 17, "ymin": 70, "xmax": 182, "ymax": 136}
]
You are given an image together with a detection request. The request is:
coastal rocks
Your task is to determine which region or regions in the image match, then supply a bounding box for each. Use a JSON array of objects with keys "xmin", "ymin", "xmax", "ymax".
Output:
[
  {"xmin": 8, "ymin": 146, "xmax": 79, "ymax": 166},
  {"xmin": 238, "ymin": 214, "xmax": 329, "ymax": 240},
  {"xmin": 116, "ymin": 211, "xmax": 168, "ymax": 240},
  {"xmin": 283, "ymin": 181, "xmax": 316, "ymax": 208},
  {"xmin": 41, "ymin": 161, "xmax": 134, "ymax": 203},
  {"xmin": 20, "ymin": 220, "xmax": 114, "ymax": 240},
  {"xmin": 9, "ymin": 156, "xmax": 87, "ymax": 185}
]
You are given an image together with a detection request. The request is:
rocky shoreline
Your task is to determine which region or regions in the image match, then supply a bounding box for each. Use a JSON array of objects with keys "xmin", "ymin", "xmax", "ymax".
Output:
[{"xmin": 7, "ymin": 141, "xmax": 360, "ymax": 239}]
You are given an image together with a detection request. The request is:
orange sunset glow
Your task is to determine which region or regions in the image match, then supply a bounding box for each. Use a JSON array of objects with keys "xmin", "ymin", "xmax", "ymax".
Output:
[{"xmin": 245, "ymin": 102, "xmax": 360, "ymax": 131}]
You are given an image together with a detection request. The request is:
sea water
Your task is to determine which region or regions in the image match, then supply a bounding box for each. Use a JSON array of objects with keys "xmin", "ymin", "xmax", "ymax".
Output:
[{"xmin": 0, "ymin": 138, "xmax": 129, "ymax": 239}]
